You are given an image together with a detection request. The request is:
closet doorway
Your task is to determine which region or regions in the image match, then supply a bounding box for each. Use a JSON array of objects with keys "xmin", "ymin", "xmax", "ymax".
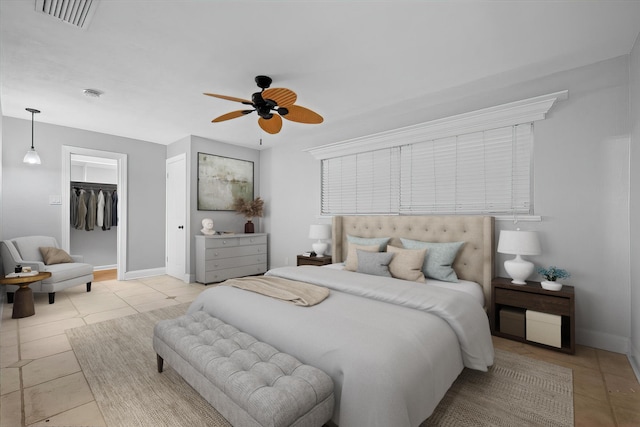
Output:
[{"xmin": 62, "ymin": 146, "xmax": 128, "ymax": 280}]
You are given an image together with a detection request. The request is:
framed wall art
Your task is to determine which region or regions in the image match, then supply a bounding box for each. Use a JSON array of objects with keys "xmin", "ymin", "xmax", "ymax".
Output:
[{"xmin": 197, "ymin": 152, "xmax": 254, "ymax": 211}]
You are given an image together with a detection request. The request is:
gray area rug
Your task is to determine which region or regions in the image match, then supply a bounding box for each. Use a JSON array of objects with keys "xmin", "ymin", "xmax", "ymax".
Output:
[{"xmin": 67, "ymin": 304, "xmax": 573, "ymax": 427}]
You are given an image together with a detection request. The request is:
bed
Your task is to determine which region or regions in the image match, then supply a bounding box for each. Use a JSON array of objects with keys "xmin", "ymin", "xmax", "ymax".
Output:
[{"xmin": 187, "ymin": 215, "xmax": 495, "ymax": 427}]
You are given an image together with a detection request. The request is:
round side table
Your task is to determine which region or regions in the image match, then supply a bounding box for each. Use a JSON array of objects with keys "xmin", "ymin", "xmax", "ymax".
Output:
[{"xmin": 0, "ymin": 272, "xmax": 52, "ymax": 318}]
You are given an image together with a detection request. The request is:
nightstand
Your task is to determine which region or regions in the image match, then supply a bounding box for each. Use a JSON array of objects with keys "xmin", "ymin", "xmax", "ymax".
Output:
[
  {"xmin": 297, "ymin": 255, "xmax": 332, "ymax": 266},
  {"xmin": 490, "ymin": 277, "xmax": 575, "ymax": 354}
]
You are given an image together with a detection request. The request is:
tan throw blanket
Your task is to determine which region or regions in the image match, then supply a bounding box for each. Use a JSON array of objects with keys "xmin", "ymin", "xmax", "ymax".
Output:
[{"xmin": 223, "ymin": 276, "xmax": 330, "ymax": 306}]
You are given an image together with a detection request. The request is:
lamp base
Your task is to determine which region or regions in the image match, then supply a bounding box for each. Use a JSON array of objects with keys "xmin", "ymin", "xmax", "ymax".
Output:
[
  {"xmin": 504, "ymin": 255, "xmax": 534, "ymax": 285},
  {"xmin": 312, "ymin": 242, "xmax": 328, "ymax": 257}
]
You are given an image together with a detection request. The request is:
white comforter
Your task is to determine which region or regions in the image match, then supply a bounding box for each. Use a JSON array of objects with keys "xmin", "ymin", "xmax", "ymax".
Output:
[{"xmin": 188, "ymin": 266, "xmax": 494, "ymax": 427}]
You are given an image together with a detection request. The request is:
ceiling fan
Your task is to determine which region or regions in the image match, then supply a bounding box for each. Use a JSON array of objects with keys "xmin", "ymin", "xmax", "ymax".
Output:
[{"xmin": 204, "ymin": 75, "xmax": 323, "ymax": 134}]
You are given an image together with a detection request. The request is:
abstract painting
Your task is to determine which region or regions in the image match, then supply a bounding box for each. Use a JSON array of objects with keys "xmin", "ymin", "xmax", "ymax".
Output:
[{"xmin": 197, "ymin": 153, "xmax": 254, "ymax": 210}]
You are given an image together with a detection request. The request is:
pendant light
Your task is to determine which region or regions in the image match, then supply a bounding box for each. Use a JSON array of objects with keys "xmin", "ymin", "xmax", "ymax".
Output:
[{"xmin": 23, "ymin": 108, "xmax": 41, "ymax": 165}]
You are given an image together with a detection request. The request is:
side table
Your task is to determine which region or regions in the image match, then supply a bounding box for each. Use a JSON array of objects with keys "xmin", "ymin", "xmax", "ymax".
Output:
[
  {"xmin": 0, "ymin": 272, "xmax": 52, "ymax": 318},
  {"xmin": 490, "ymin": 277, "xmax": 575, "ymax": 354}
]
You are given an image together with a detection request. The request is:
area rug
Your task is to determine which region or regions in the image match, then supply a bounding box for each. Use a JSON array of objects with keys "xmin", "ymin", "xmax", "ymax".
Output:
[{"xmin": 67, "ymin": 304, "xmax": 573, "ymax": 427}]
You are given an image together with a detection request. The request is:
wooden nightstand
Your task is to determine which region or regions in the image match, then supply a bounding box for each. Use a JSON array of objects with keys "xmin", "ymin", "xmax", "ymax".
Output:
[
  {"xmin": 297, "ymin": 255, "xmax": 332, "ymax": 266},
  {"xmin": 490, "ymin": 277, "xmax": 575, "ymax": 354}
]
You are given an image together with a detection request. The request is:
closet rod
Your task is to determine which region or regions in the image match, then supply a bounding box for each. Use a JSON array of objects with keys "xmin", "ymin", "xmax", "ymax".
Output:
[{"xmin": 71, "ymin": 181, "xmax": 117, "ymax": 191}]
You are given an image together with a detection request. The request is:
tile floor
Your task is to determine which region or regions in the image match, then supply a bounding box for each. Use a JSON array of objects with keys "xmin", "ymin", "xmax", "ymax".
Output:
[
  {"xmin": 1, "ymin": 274, "xmax": 639, "ymax": 426},
  {"xmin": 1, "ymin": 274, "xmax": 207, "ymax": 427}
]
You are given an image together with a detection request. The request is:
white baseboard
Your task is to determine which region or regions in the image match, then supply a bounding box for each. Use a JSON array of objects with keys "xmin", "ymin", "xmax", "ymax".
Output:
[
  {"xmin": 629, "ymin": 341, "xmax": 640, "ymax": 383},
  {"xmin": 123, "ymin": 267, "xmax": 166, "ymax": 280},
  {"xmin": 93, "ymin": 264, "xmax": 117, "ymax": 271},
  {"xmin": 576, "ymin": 327, "xmax": 629, "ymax": 354}
]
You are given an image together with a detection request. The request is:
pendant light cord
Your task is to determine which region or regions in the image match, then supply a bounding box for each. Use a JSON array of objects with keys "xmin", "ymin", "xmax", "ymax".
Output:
[
  {"xmin": 31, "ymin": 110, "xmax": 35, "ymax": 149},
  {"xmin": 25, "ymin": 108, "xmax": 40, "ymax": 150}
]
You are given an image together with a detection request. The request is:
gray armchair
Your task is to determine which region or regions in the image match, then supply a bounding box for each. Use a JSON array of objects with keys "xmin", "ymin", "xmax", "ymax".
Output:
[{"xmin": 1, "ymin": 236, "xmax": 93, "ymax": 304}]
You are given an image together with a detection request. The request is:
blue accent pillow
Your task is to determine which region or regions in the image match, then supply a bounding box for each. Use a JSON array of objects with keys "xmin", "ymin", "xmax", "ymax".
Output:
[
  {"xmin": 356, "ymin": 249, "xmax": 394, "ymax": 277},
  {"xmin": 400, "ymin": 239, "xmax": 465, "ymax": 283},
  {"xmin": 347, "ymin": 235, "xmax": 390, "ymax": 251}
]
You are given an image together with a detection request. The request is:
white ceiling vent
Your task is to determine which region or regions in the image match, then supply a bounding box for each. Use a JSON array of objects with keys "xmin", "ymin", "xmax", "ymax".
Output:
[{"xmin": 35, "ymin": 0, "xmax": 100, "ymax": 29}]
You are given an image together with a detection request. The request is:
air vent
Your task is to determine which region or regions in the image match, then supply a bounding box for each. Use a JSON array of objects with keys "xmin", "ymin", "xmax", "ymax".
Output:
[{"xmin": 35, "ymin": 0, "xmax": 99, "ymax": 29}]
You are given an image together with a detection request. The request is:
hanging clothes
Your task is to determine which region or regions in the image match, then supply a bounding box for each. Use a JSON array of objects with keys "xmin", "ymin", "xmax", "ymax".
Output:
[
  {"xmin": 111, "ymin": 190, "xmax": 118, "ymax": 227},
  {"xmin": 76, "ymin": 189, "xmax": 87, "ymax": 230},
  {"xmin": 70, "ymin": 188, "xmax": 78, "ymax": 227},
  {"xmin": 103, "ymin": 190, "xmax": 112, "ymax": 230},
  {"xmin": 96, "ymin": 190, "xmax": 105, "ymax": 228},
  {"xmin": 85, "ymin": 190, "xmax": 97, "ymax": 231}
]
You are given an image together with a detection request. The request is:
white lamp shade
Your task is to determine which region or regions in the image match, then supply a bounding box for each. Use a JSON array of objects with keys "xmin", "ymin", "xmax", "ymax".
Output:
[
  {"xmin": 308, "ymin": 224, "xmax": 331, "ymax": 240},
  {"xmin": 309, "ymin": 224, "xmax": 331, "ymax": 257},
  {"xmin": 498, "ymin": 230, "xmax": 541, "ymax": 284},
  {"xmin": 23, "ymin": 148, "xmax": 41, "ymax": 165},
  {"xmin": 497, "ymin": 230, "xmax": 541, "ymax": 256}
]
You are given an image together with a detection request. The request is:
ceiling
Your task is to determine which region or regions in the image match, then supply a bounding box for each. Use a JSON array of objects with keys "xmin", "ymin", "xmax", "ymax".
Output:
[{"xmin": 2, "ymin": 1, "xmax": 640, "ymax": 149}]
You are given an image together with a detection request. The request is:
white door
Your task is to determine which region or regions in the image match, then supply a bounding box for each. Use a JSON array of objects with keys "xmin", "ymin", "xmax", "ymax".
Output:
[{"xmin": 166, "ymin": 154, "xmax": 187, "ymax": 281}]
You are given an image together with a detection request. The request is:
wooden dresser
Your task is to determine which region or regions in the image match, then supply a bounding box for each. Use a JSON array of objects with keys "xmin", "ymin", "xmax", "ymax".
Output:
[{"xmin": 195, "ymin": 234, "xmax": 267, "ymax": 284}]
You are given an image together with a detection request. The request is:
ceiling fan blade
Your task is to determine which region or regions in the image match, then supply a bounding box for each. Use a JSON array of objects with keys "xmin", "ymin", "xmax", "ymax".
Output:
[
  {"xmin": 258, "ymin": 115, "xmax": 283, "ymax": 134},
  {"xmin": 204, "ymin": 93, "xmax": 253, "ymax": 105},
  {"xmin": 262, "ymin": 88, "xmax": 297, "ymax": 107},
  {"xmin": 212, "ymin": 110, "xmax": 254, "ymax": 122},
  {"xmin": 281, "ymin": 105, "xmax": 324, "ymax": 124}
]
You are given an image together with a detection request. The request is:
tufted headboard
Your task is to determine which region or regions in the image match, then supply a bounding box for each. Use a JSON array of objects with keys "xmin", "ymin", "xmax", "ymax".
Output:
[{"xmin": 332, "ymin": 215, "xmax": 495, "ymax": 305}]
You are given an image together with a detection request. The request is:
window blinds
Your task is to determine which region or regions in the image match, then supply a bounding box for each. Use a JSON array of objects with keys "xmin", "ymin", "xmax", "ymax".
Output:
[
  {"xmin": 321, "ymin": 123, "xmax": 533, "ymax": 215},
  {"xmin": 321, "ymin": 147, "xmax": 400, "ymax": 215}
]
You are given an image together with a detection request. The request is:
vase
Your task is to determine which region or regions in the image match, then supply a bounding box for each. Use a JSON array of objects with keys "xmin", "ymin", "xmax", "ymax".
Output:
[
  {"xmin": 244, "ymin": 220, "xmax": 254, "ymax": 234},
  {"xmin": 541, "ymin": 280, "xmax": 562, "ymax": 291}
]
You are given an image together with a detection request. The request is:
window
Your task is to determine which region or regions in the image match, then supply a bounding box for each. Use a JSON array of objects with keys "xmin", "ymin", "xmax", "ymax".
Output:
[
  {"xmin": 321, "ymin": 148, "xmax": 400, "ymax": 214},
  {"xmin": 321, "ymin": 123, "xmax": 532, "ymax": 215},
  {"xmin": 399, "ymin": 124, "xmax": 533, "ymax": 214},
  {"xmin": 310, "ymin": 91, "xmax": 566, "ymax": 216}
]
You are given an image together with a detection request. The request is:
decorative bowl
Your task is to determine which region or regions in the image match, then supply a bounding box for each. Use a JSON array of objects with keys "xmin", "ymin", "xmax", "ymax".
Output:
[{"xmin": 541, "ymin": 281, "xmax": 562, "ymax": 291}]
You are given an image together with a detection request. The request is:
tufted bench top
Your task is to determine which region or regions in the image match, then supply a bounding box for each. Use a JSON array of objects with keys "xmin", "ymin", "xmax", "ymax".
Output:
[{"xmin": 153, "ymin": 311, "xmax": 334, "ymax": 427}]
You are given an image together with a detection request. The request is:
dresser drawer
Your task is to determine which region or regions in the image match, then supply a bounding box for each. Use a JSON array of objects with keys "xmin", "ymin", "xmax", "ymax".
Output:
[
  {"xmin": 238, "ymin": 235, "xmax": 267, "ymax": 246},
  {"xmin": 205, "ymin": 254, "xmax": 267, "ymax": 271},
  {"xmin": 494, "ymin": 288, "xmax": 571, "ymax": 316},
  {"xmin": 204, "ymin": 244, "xmax": 266, "ymax": 260},
  {"xmin": 202, "ymin": 237, "xmax": 239, "ymax": 249},
  {"xmin": 203, "ymin": 263, "xmax": 267, "ymax": 284}
]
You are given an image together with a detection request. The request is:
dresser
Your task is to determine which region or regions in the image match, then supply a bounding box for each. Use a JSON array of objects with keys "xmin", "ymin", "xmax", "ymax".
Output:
[{"xmin": 195, "ymin": 234, "xmax": 267, "ymax": 284}]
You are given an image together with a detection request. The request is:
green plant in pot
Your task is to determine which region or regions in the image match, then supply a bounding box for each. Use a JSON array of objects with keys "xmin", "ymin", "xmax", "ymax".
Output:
[
  {"xmin": 537, "ymin": 266, "xmax": 570, "ymax": 291},
  {"xmin": 233, "ymin": 197, "xmax": 264, "ymax": 233}
]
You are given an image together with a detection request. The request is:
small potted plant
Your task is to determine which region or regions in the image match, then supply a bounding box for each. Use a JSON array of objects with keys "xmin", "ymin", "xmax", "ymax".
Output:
[
  {"xmin": 233, "ymin": 197, "xmax": 264, "ymax": 233},
  {"xmin": 537, "ymin": 266, "xmax": 570, "ymax": 291}
]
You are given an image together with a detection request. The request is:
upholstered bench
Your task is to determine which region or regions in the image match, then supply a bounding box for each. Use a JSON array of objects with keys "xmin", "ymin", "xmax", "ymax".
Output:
[{"xmin": 153, "ymin": 311, "xmax": 334, "ymax": 427}]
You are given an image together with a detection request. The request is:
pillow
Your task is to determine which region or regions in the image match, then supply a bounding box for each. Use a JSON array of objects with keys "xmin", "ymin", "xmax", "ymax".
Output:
[
  {"xmin": 344, "ymin": 243, "xmax": 380, "ymax": 271},
  {"xmin": 400, "ymin": 239, "xmax": 465, "ymax": 282},
  {"xmin": 39, "ymin": 247, "xmax": 74, "ymax": 265},
  {"xmin": 346, "ymin": 235, "xmax": 390, "ymax": 252},
  {"xmin": 387, "ymin": 245, "xmax": 427, "ymax": 283},
  {"xmin": 356, "ymin": 250, "xmax": 394, "ymax": 277}
]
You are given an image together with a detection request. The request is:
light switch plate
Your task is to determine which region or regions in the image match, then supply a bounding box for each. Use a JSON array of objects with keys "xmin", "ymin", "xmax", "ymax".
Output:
[{"xmin": 49, "ymin": 195, "xmax": 62, "ymax": 205}]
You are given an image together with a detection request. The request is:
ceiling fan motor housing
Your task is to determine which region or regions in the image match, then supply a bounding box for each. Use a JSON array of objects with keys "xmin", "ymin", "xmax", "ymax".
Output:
[{"xmin": 255, "ymin": 75, "xmax": 272, "ymax": 89}]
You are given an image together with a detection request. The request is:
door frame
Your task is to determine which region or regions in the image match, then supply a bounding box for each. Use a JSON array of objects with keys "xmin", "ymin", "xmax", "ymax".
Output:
[
  {"xmin": 165, "ymin": 153, "xmax": 189, "ymax": 282},
  {"xmin": 62, "ymin": 146, "xmax": 128, "ymax": 280}
]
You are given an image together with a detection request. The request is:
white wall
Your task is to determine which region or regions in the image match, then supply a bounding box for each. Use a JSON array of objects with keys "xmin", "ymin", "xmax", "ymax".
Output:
[
  {"xmin": 262, "ymin": 55, "xmax": 632, "ymax": 353},
  {"xmin": 1, "ymin": 119, "xmax": 167, "ymax": 273},
  {"xmin": 629, "ymin": 33, "xmax": 640, "ymax": 373}
]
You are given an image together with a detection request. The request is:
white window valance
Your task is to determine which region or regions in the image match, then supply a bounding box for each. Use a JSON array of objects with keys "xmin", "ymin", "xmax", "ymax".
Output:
[{"xmin": 307, "ymin": 90, "xmax": 567, "ymax": 160}]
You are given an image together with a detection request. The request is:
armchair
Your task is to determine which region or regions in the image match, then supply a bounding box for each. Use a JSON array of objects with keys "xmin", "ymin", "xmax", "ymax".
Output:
[{"xmin": 1, "ymin": 236, "xmax": 93, "ymax": 304}]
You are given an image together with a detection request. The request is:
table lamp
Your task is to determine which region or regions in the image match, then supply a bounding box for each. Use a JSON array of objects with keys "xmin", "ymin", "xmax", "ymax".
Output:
[
  {"xmin": 497, "ymin": 229, "xmax": 541, "ymax": 285},
  {"xmin": 308, "ymin": 224, "xmax": 331, "ymax": 257}
]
